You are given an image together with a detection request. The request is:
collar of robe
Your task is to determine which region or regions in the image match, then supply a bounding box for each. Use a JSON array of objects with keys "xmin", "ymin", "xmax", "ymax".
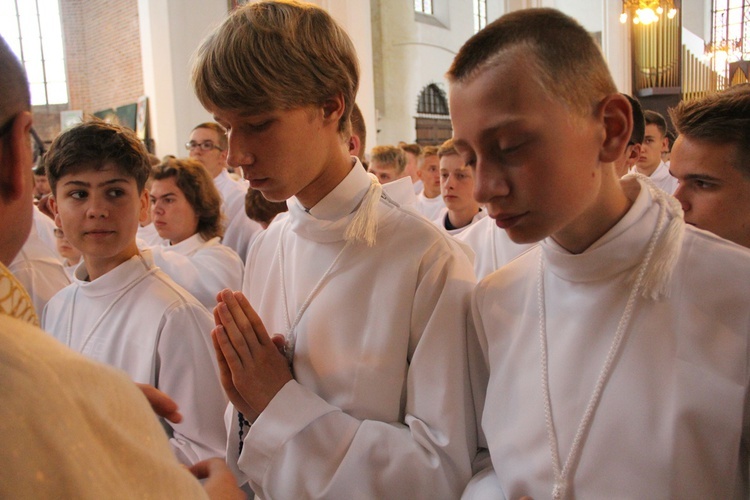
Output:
[
  {"xmin": 541, "ymin": 175, "xmax": 684, "ymax": 300},
  {"xmin": 287, "ymin": 161, "xmax": 383, "ymax": 246},
  {"xmin": 73, "ymin": 251, "xmax": 155, "ymax": 297},
  {"xmin": 165, "ymin": 233, "xmax": 217, "ymax": 255}
]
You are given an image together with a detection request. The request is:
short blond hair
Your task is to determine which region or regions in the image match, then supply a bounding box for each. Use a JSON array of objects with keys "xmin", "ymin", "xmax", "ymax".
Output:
[
  {"xmin": 370, "ymin": 145, "xmax": 407, "ymax": 174},
  {"xmin": 418, "ymin": 145, "xmax": 438, "ymax": 167},
  {"xmin": 437, "ymin": 139, "xmax": 458, "ymax": 159},
  {"xmin": 447, "ymin": 8, "xmax": 616, "ymax": 118},
  {"xmin": 192, "ymin": 0, "xmax": 359, "ymax": 135}
]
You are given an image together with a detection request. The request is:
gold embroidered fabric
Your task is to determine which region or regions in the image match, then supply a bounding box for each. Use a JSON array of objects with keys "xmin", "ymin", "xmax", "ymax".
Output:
[{"xmin": 0, "ymin": 262, "xmax": 39, "ymax": 326}]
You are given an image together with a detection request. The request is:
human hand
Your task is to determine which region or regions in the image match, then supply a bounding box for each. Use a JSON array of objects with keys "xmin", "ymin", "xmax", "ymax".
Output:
[
  {"xmin": 212, "ymin": 289, "xmax": 293, "ymax": 420},
  {"xmin": 136, "ymin": 383, "xmax": 182, "ymax": 423},
  {"xmin": 189, "ymin": 458, "xmax": 245, "ymax": 500}
]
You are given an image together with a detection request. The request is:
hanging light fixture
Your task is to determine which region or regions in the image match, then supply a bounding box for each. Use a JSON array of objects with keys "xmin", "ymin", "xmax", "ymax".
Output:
[{"xmin": 620, "ymin": 0, "xmax": 678, "ymax": 25}]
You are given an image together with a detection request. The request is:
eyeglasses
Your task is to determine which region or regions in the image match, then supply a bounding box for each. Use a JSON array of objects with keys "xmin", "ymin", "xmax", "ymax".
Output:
[
  {"xmin": 185, "ymin": 140, "xmax": 223, "ymax": 152},
  {"xmin": 53, "ymin": 228, "xmax": 65, "ymax": 239}
]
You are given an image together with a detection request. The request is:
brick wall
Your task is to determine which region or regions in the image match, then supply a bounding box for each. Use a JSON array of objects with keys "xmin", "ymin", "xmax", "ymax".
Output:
[{"xmin": 35, "ymin": 0, "xmax": 144, "ymax": 142}]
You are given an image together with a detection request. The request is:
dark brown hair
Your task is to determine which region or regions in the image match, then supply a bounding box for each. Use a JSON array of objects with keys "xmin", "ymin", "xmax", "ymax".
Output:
[{"xmin": 152, "ymin": 157, "xmax": 225, "ymax": 240}]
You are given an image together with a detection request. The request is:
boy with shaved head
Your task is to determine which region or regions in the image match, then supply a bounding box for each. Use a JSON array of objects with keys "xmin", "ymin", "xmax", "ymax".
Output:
[{"xmin": 449, "ymin": 8, "xmax": 750, "ymax": 498}]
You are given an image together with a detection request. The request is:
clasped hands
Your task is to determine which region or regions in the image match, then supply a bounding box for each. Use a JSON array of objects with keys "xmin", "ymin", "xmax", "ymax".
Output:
[{"xmin": 211, "ymin": 288, "xmax": 293, "ymax": 422}]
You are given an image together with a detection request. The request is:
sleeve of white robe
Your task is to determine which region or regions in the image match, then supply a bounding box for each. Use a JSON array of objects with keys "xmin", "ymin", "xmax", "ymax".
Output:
[
  {"xmin": 227, "ymin": 240, "xmax": 477, "ymax": 498},
  {"xmin": 220, "ymin": 188, "xmax": 262, "ymax": 261},
  {"xmin": 150, "ymin": 243, "xmax": 244, "ymax": 310},
  {"xmin": 462, "ymin": 281, "xmax": 500, "ymax": 498},
  {"xmin": 156, "ymin": 300, "xmax": 229, "ymax": 464}
]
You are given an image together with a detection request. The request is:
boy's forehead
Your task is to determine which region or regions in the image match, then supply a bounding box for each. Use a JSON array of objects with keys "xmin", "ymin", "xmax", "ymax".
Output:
[
  {"xmin": 58, "ymin": 162, "xmax": 137, "ymax": 184},
  {"xmin": 645, "ymin": 124, "xmax": 664, "ymax": 137}
]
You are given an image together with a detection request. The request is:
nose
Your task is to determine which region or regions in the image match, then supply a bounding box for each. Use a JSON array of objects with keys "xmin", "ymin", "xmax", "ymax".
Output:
[
  {"xmin": 226, "ymin": 134, "xmax": 254, "ymax": 169},
  {"xmin": 151, "ymin": 199, "xmax": 164, "ymax": 215},
  {"xmin": 86, "ymin": 194, "xmax": 109, "ymax": 219},
  {"xmin": 473, "ymin": 158, "xmax": 509, "ymax": 204},
  {"xmin": 672, "ymin": 183, "xmax": 690, "ymax": 213}
]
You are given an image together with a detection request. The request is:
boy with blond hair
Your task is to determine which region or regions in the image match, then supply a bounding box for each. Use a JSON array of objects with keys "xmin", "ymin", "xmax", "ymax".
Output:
[
  {"xmin": 42, "ymin": 119, "xmax": 228, "ymax": 466},
  {"xmin": 414, "ymin": 145, "xmax": 445, "ymax": 220},
  {"xmin": 193, "ymin": 0, "xmax": 477, "ymax": 497},
  {"xmin": 368, "ymin": 144, "xmax": 408, "ymax": 184},
  {"xmin": 433, "ymin": 138, "xmax": 485, "ymax": 235},
  {"xmin": 449, "ymin": 8, "xmax": 750, "ymax": 498}
]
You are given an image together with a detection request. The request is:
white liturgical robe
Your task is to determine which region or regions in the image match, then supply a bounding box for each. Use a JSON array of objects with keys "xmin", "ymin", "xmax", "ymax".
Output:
[
  {"xmin": 455, "ymin": 215, "xmax": 534, "ymax": 280},
  {"xmin": 150, "ymin": 234, "xmax": 244, "ymax": 311},
  {"xmin": 632, "ymin": 160, "xmax": 677, "ymax": 194},
  {"xmin": 433, "ymin": 208, "xmax": 487, "ymax": 236},
  {"xmin": 414, "ymin": 191, "xmax": 446, "ymax": 221},
  {"xmin": 10, "ymin": 215, "xmax": 70, "ymax": 314},
  {"xmin": 41, "ymin": 249, "xmax": 227, "ymax": 465},
  {"xmin": 228, "ymin": 160, "xmax": 478, "ymax": 498},
  {"xmin": 214, "ymin": 168, "xmax": 262, "ymax": 260},
  {"xmin": 466, "ymin": 177, "xmax": 750, "ymax": 498}
]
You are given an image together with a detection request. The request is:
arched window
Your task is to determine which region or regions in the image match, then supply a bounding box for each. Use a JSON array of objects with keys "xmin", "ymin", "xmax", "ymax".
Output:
[
  {"xmin": 415, "ymin": 84, "xmax": 451, "ymax": 146},
  {"xmin": 0, "ymin": 0, "xmax": 68, "ymax": 105},
  {"xmin": 417, "ymin": 84, "xmax": 449, "ymax": 116}
]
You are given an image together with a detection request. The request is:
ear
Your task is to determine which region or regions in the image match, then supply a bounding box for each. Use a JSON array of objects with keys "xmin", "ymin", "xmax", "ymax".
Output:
[
  {"xmin": 138, "ymin": 188, "xmax": 149, "ymax": 224},
  {"xmin": 661, "ymin": 135, "xmax": 669, "ymax": 153},
  {"xmin": 48, "ymin": 194, "xmax": 63, "ymax": 229},
  {"xmin": 348, "ymin": 133, "xmax": 361, "ymax": 157},
  {"xmin": 626, "ymin": 143, "xmax": 641, "ymax": 168},
  {"xmin": 598, "ymin": 94, "xmax": 632, "ymax": 164},
  {"xmin": 0, "ymin": 111, "xmax": 33, "ymax": 203},
  {"xmin": 321, "ymin": 93, "xmax": 346, "ymax": 127}
]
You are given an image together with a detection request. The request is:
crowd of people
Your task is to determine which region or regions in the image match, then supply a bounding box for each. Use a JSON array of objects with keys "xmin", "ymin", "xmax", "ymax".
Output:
[{"xmin": 2, "ymin": 0, "xmax": 749, "ymax": 498}]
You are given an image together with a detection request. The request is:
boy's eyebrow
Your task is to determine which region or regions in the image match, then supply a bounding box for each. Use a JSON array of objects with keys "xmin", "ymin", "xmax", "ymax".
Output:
[
  {"xmin": 453, "ymin": 117, "xmax": 527, "ymax": 150},
  {"xmin": 62, "ymin": 178, "xmax": 132, "ymax": 188},
  {"xmin": 150, "ymin": 191, "xmax": 178, "ymax": 199},
  {"xmin": 670, "ymin": 171, "xmax": 722, "ymax": 182}
]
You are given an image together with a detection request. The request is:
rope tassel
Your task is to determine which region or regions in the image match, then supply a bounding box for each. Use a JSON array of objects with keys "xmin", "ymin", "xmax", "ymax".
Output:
[
  {"xmin": 343, "ymin": 173, "xmax": 382, "ymax": 247},
  {"xmin": 622, "ymin": 173, "xmax": 685, "ymax": 300}
]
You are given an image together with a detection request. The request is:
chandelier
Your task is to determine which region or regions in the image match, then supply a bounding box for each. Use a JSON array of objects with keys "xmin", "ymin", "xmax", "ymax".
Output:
[{"xmin": 620, "ymin": 0, "xmax": 678, "ymax": 25}]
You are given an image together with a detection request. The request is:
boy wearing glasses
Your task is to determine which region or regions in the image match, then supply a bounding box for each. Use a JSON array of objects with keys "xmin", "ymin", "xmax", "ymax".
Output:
[{"xmin": 187, "ymin": 122, "xmax": 261, "ymax": 260}]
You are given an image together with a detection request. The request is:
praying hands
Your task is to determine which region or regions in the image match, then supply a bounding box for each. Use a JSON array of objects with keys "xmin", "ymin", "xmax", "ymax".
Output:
[{"xmin": 212, "ymin": 289, "xmax": 293, "ymax": 422}]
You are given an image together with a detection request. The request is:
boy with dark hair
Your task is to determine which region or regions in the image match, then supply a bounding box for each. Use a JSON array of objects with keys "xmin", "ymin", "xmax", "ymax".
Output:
[
  {"xmin": 193, "ymin": 0, "xmax": 476, "ymax": 497},
  {"xmin": 613, "ymin": 94, "xmax": 645, "ymax": 177},
  {"xmin": 42, "ymin": 119, "xmax": 228, "ymax": 466},
  {"xmin": 187, "ymin": 121, "xmax": 262, "ymax": 260},
  {"xmin": 0, "ymin": 34, "xmax": 240, "ymax": 499},
  {"xmin": 635, "ymin": 109, "xmax": 677, "ymax": 193},
  {"xmin": 448, "ymin": 8, "xmax": 750, "ymax": 498},
  {"xmin": 669, "ymin": 84, "xmax": 750, "ymax": 248}
]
